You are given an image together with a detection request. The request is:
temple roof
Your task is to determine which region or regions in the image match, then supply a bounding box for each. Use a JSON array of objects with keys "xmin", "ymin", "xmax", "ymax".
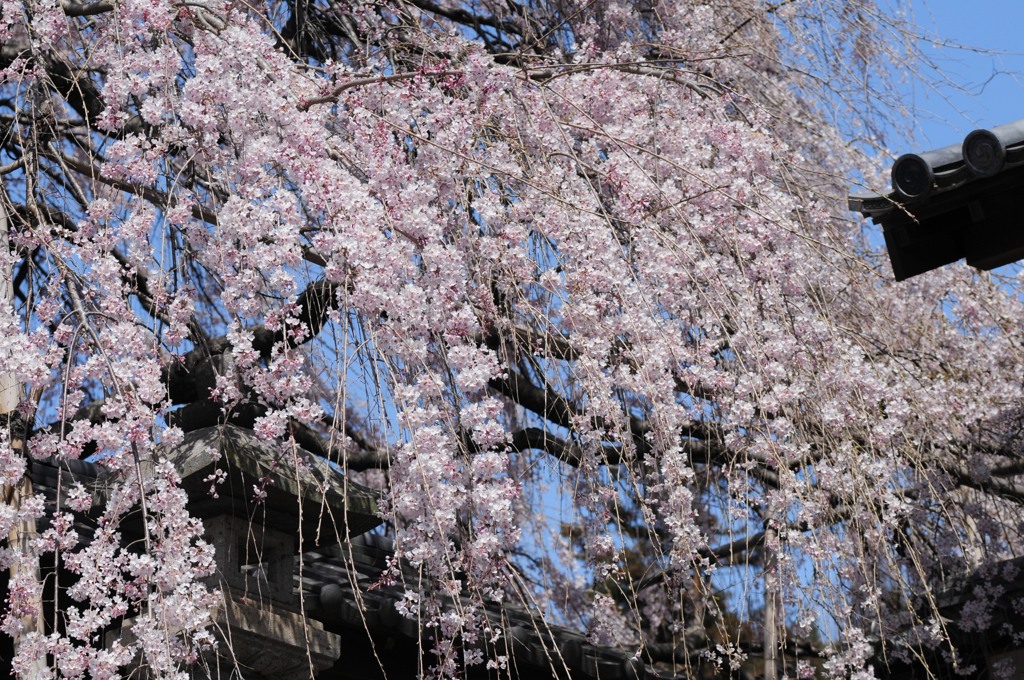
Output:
[
  {"xmin": 28, "ymin": 427, "xmax": 697, "ymax": 679},
  {"xmin": 165, "ymin": 424, "xmax": 383, "ymax": 543},
  {"xmin": 849, "ymin": 118, "xmax": 1024, "ymax": 280}
]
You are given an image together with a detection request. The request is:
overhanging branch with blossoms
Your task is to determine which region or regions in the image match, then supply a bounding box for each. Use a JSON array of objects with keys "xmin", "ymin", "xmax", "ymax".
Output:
[{"xmin": 3, "ymin": 0, "xmax": 1024, "ymax": 679}]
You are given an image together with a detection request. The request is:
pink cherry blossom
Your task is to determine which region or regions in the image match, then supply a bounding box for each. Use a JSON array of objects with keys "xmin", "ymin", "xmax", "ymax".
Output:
[{"xmin": 1, "ymin": 0, "xmax": 1022, "ymax": 678}]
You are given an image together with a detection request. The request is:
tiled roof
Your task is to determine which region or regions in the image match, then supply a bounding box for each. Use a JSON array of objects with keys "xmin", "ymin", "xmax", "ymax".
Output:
[
  {"xmin": 300, "ymin": 533, "xmax": 659, "ymax": 680},
  {"xmin": 849, "ymin": 118, "xmax": 1024, "ymax": 280}
]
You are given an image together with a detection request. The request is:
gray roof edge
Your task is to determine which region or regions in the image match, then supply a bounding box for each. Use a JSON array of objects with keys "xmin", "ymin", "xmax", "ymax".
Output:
[
  {"xmin": 850, "ymin": 117, "xmax": 1024, "ymax": 214},
  {"xmin": 165, "ymin": 424, "xmax": 381, "ymax": 529}
]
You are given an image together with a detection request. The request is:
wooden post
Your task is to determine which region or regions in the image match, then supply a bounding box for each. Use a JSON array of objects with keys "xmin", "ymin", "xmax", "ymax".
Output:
[{"xmin": 1, "ymin": 187, "xmax": 46, "ymax": 678}]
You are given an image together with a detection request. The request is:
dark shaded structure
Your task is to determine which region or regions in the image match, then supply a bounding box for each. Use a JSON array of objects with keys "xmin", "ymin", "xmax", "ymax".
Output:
[
  {"xmin": 25, "ymin": 425, "xmax": 696, "ymax": 680},
  {"xmin": 868, "ymin": 557, "xmax": 1024, "ymax": 680},
  {"xmin": 849, "ymin": 119, "xmax": 1024, "ymax": 280}
]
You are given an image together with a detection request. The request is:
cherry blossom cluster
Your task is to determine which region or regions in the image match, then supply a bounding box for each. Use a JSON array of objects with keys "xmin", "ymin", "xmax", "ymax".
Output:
[{"xmin": 2, "ymin": 0, "xmax": 1023, "ymax": 677}]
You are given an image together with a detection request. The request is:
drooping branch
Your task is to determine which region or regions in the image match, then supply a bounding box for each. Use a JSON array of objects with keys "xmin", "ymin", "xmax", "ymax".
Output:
[
  {"xmin": 947, "ymin": 461, "xmax": 1024, "ymax": 505},
  {"xmin": 251, "ymin": 279, "xmax": 341, "ymax": 358},
  {"xmin": 287, "ymin": 417, "xmax": 389, "ymax": 471},
  {"xmin": 162, "ymin": 278, "xmax": 339, "ymax": 399},
  {"xmin": 59, "ymin": 0, "xmax": 115, "ymax": 16},
  {"xmin": 401, "ymin": 0, "xmax": 527, "ymax": 39},
  {"xmin": 58, "ymin": 154, "xmax": 220, "ymax": 226},
  {"xmin": 510, "ymin": 426, "xmax": 617, "ymax": 466},
  {"xmin": 489, "ymin": 369, "xmax": 579, "ymax": 432}
]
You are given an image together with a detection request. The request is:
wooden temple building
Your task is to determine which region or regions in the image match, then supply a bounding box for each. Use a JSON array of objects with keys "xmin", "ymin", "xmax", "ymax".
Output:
[{"xmin": 19, "ymin": 424, "xmax": 675, "ymax": 680}]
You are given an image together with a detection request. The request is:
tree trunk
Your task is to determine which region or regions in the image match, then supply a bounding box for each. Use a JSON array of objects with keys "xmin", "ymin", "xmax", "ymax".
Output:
[
  {"xmin": 0, "ymin": 185, "xmax": 15, "ymax": 413},
  {"xmin": 763, "ymin": 523, "xmax": 779, "ymax": 680}
]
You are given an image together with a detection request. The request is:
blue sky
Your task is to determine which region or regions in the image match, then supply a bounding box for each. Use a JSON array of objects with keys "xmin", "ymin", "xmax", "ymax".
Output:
[{"xmin": 898, "ymin": 1, "xmax": 1024, "ymax": 150}]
